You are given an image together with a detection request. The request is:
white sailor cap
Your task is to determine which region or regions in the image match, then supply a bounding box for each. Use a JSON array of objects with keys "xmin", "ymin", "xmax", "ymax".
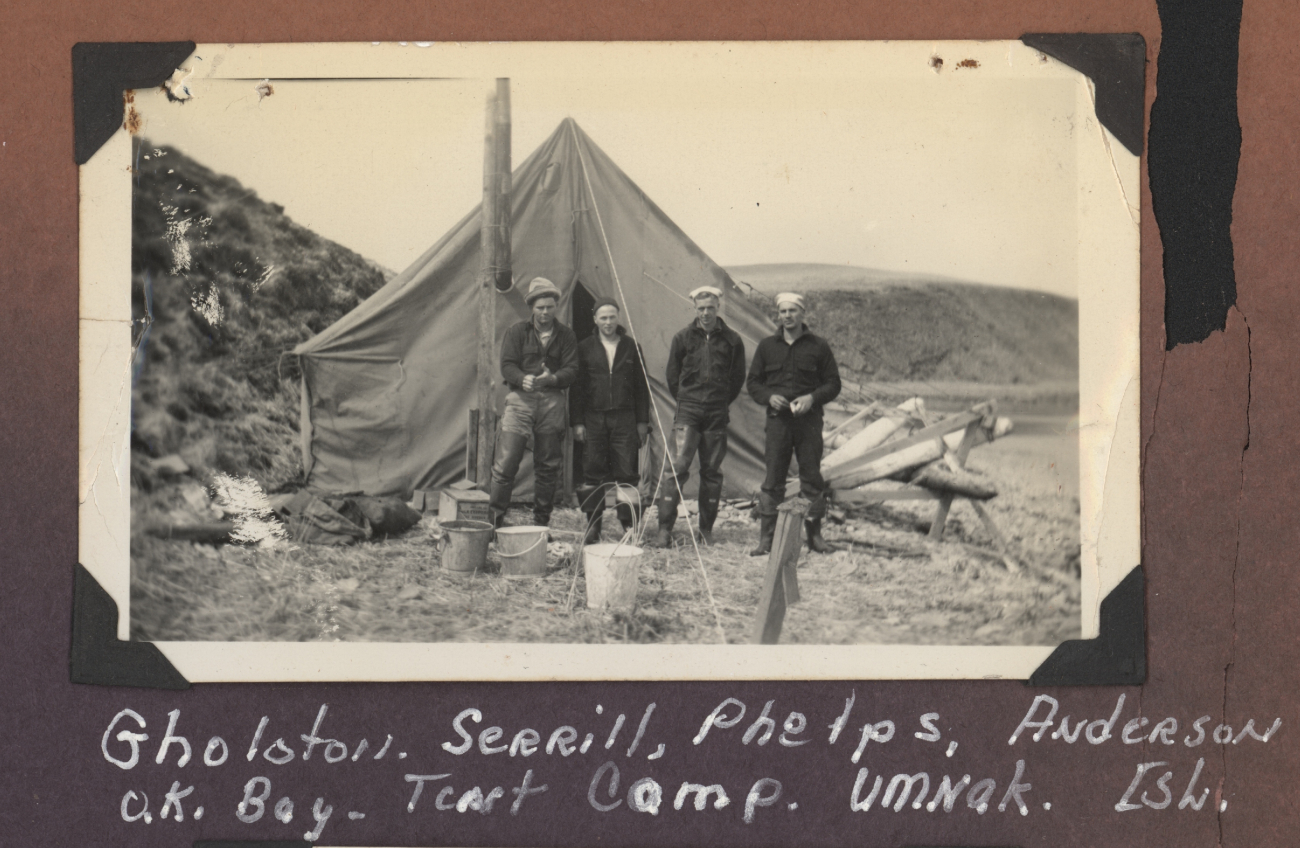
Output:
[
  {"xmin": 774, "ymin": 291, "xmax": 806, "ymax": 310},
  {"xmin": 689, "ymin": 285, "xmax": 723, "ymax": 301}
]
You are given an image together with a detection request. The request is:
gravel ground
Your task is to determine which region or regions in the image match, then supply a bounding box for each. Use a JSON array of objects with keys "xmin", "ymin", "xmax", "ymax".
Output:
[{"xmin": 131, "ymin": 424, "xmax": 1081, "ymax": 647}]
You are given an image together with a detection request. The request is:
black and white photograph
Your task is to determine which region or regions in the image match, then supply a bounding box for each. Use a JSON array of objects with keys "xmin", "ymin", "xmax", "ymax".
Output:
[{"xmin": 79, "ymin": 41, "xmax": 1139, "ymax": 680}]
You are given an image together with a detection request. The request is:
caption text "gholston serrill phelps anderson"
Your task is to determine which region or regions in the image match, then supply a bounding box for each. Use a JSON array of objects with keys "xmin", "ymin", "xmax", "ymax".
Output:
[{"xmin": 100, "ymin": 693, "xmax": 1282, "ymax": 841}]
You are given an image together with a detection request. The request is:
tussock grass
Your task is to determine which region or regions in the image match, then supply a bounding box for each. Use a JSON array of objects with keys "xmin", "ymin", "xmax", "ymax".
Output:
[{"xmin": 132, "ymin": 430, "xmax": 1081, "ymax": 648}]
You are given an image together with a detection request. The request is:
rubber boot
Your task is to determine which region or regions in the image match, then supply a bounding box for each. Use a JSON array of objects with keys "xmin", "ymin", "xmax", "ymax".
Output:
[
  {"xmin": 806, "ymin": 519, "xmax": 835, "ymax": 554},
  {"xmin": 531, "ymin": 431, "xmax": 565, "ymax": 527},
  {"xmin": 698, "ymin": 497, "xmax": 718, "ymax": 546},
  {"xmin": 577, "ymin": 484, "xmax": 604, "ymax": 544},
  {"xmin": 488, "ymin": 477, "xmax": 514, "ymax": 528},
  {"xmin": 583, "ymin": 515, "xmax": 603, "ymax": 545},
  {"xmin": 488, "ymin": 432, "xmax": 529, "ymax": 528},
  {"xmin": 749, "ymin": 513, "xmax": 777, "ymax": 557},
  {"xmin": 616, "ymin": 502, "xmax": 638, "ymax": 532}
]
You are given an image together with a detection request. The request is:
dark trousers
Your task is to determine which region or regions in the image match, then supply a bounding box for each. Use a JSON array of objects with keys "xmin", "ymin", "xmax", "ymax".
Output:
[
  {"xmin": 577, "ymin": 410, "xmax": 641, "ymax": 525},
  {"xmin": 759, "ymin": 409, "xmax": 828, "ymax": 520},
  {"xmin": 658, "ymin": 402, "xmax": 728, "ymax": 531},
  {"xmin": 490, "ymin": 435, "xmax": 565, "ymax": 527},
  {"xmin": 490, "ymin": 388, "xmax": 567, "ymax": 525}
]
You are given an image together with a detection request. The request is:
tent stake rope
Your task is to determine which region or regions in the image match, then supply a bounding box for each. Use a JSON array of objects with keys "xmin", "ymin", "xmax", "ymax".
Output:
[{"xmin": 571, "ymin": 122, "xmax": 729, "ymax": 646}]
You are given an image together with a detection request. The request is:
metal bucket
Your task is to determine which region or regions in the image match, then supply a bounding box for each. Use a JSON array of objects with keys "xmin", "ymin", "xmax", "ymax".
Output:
[
  {"xmin": 438, "ymin": 520, "xmax": 494, "ymax": 573},
  {"xmin": 584, "ymin": 542, "xmax": 644, "ymax": 610},
  {"xmin": 496, "ymin": 526, "xmax": 549, "ymax": 577}
]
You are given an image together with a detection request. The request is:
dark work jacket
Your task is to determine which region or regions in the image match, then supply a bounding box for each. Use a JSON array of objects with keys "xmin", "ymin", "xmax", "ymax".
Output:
[
  {"xmin": 665, "ymin": 317, "xmax": 747, "ymax": 409},
  {"xmin": 499, "ymin": 320, "xmax": 579, "ymax": 391},
  {"xmin": 747, "ymin": 325, "xmax": 841, "ymax": 413},
  {"xmin": 569, "ymin": 328, "xmax": 651, "ymax": 424}
]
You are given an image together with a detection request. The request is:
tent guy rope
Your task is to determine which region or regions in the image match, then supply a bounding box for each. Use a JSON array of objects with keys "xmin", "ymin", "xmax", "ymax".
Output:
[{"xmin": 569, "ymin": 121, "xmax": 729, "ymax": 645}]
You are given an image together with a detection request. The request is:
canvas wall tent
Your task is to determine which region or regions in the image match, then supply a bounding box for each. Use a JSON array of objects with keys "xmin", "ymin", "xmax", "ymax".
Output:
[{"xmin": 294, "ymin": 118, "xmax": 777, "ymax": 500}]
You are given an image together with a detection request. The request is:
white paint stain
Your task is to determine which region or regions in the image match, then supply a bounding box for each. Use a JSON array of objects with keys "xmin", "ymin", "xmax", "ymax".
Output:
[
  {"xmin": 190, "ymin": 285, "xmax": 223, "ymax": 325},
  {"xmin": 166, "ymin": 66, "xmax": 195, "ymax": 101},
  {"xmin": 160, "ymin": 203, "xmax": 211, "ymax": 275},
  {"xmin": 211, "ymin": 473, "xmax": 287, "ymax": 546},
  {"xmin": 253, "ymin": 264, "xmax": 277, "ymax": 291}
]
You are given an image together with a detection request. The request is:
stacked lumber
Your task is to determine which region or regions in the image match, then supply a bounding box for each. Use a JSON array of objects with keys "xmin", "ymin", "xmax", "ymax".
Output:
[{"xmin": 822, "ymin": 398, "xmax": 1013, "ymax": 495}]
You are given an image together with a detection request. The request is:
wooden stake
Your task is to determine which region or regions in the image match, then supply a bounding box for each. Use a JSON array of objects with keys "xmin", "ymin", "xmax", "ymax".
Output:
[
  {"xmin": 927, "ymin": 418, "xmax": 983, "ymax": 540},
  {"xmin": 476, "ymin": 79, "xmax": 512, "ymax": 489},
  {"xmin": 466, "ymin": 408, "xmax": 480, "ymax": 482},
  {"xmin": 970, "ymin": 501, "xmax": 1020, "ymax": 573},
  {"xmin": 751, "ymin": 498, "xmax": 809, "ymax": 644}
]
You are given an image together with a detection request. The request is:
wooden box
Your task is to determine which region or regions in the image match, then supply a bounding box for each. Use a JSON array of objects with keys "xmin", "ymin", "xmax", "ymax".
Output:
[{"xmin": 438, "ymin": 487, "xmax": 491, "ymax": 524}]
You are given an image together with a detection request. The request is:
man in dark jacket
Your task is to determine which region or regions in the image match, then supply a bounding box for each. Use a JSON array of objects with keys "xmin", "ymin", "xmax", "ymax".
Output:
[
  {"xmin": 570, "ymin": 297, "xmax": 651, "ymax": 543},
  {"xmin": 746, "ymin": 291, "xmax": 842, "ymax": 556},
  {"xmin": 653, "ymin": 285, "xmax": 747, "ymax": 547},
  {"xmin": 489, "ymin": 277, "xmax": 579, "ymax": 528}
]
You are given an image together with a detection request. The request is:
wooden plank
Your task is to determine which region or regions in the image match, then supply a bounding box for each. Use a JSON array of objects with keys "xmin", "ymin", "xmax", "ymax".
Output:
[
  {"xmin": 781, "ymin": 552, "xmax": 801, "ymax": 606},
  {"xmin": 751, "ymin": 498, "xmax": 809, "ymax": 644},
  {"xmin": 466, "ymin": 407, "xmax": 480, "ymax": 483},
  {"xmin": 970, "ymin": 501, "xmax": 1020, "ymax": 573},
  {"xmin": 928, "ymin": 417, "xmax": 992, "ymax": 544},
  {"xmin": 913, "ymin": 463, "xmax": 998, "ymax": 499},
  {"xmin": 831, "ymin": 421, "xmax": 996, "ymax": 489},
  {"xmin": 832, "ymin": 487, "xmax": 941, "ymax": 505},
  {"xmin": 928, "ymin": 496, "xmax": 954, "ymax": 541},
  {"xmin": 822, "ymin": 397, "xmax": 924, "ymax": 474},
  {"xmin": 476, "ymin": 80, "xmax": 511, "ymax": 491},
  {"xmin": 949, "ymin": 419, "xmax": 983, "ymax": 467},
  {"xmin": 827, "ymin": 410, "xmax": 981, "ymax": 481},
  {"xmin": 562, "ymin": 425, "xmax": 575, "ymax": 501},
  {"xmin": 824, "ymin": 403, "xmax": 878, "ymax": 442},
  {"xmin": 482, "ymin": 409, "xmax": 497, "ymax": 490},
  {"xmin": 779, "ymin": 500, "xmax": 804, "ymax": 606}
]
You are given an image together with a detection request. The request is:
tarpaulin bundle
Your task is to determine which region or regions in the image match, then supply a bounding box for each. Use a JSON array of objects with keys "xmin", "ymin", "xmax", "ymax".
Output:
[
  {"xmin": 276, "ymin": 491, "xmax": 422, "ymax": 546},
  {"xmin": 294, "ymin": 119, "xmax": 775, "ymax": 499}
]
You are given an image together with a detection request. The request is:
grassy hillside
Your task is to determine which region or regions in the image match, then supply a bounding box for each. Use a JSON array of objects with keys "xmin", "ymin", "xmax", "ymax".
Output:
[
  {"xmin": 729, "ymin": 263, "xmax": 1078, "ymax": 387},
  {"xmin": 728, "ymin": 262, "xmax": 968, "ymax": 291},
  {"xmin": 130, "ymin": 140, "xmax": 389, "ymax": 495}
]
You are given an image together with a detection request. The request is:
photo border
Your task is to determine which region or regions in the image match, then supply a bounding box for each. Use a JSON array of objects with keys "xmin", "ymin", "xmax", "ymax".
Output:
[{"xmin": 78, "ymin": 40, "xmax": 1140, "ymax": 682}]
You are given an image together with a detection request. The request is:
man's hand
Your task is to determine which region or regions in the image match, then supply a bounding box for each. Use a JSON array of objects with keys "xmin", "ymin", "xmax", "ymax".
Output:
[
  {"xmin": 522, "ymin": 367, "xmax": 553, "ymax": 392},
  {"xmin": 789, "ymin": 394, "xmax": 814, "ymax": 416},
  {"xmin": 637, "ymin": 423, "xmax": 650, "ymax": 446},
  {"xmin": 768, "ymin": 394, "xmax": 790, "ymax": 412},
  {"xmin": 780, "ymin": 395, "xmax": 811, "ymax": 413},
  {"xmin": 573, "ymin": 425, "xmax": 586, "ymax": 442}
]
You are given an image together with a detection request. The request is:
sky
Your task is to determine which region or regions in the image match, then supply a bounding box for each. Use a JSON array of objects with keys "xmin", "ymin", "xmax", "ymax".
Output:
[{"xmin": 133, "ymin": 43, "xmax": 1087, "ymax": 297}]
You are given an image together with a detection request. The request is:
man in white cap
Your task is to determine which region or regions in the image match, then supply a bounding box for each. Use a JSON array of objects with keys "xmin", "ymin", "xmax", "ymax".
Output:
[
  {"xmin": 489, "ymin": 277, "xmax": 579, "ymax": 528},
  {"xmin": 746, "ymin": 291, "xmax": 842, "ymax": 556},
  {"xmin": 653, "ymin": 284, "xmax": 747, "ymax": 547}
]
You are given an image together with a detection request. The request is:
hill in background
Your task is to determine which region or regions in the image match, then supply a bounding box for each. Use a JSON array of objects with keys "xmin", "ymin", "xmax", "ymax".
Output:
[
  {"xmin": 130, "ymin": 140, "xmax": 389, "ymax": 494},
  {"xmin": 130, "ymin": 145, "xmax": 1078, "ymax": 504},
  {"xmin": 729, "ymin": 263, "xmax": 1078, "ymax": 387}
]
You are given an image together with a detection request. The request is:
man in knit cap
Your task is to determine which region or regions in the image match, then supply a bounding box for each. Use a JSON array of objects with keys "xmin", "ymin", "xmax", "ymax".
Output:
[
  {"xmin": 653, "ymin": 285, "xmax": 747, "ymax": 547},
  {"xmin": 746, "ymin": 291, "xmax": 842, "ymax": 556},
  {"xmin": 489, "ymin": 277, "xmax": 579, "ymax": 528}
]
